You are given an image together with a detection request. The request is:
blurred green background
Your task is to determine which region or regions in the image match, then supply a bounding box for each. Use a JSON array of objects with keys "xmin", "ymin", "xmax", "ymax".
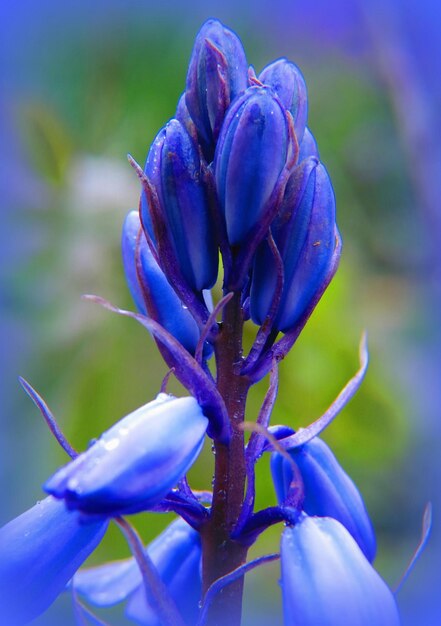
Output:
[{"xmin": 1, "ymin": 1, "xmax": 440, "ymax": 624}]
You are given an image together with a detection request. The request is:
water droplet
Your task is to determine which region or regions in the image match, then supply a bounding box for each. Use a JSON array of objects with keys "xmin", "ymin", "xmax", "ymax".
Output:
[{"xmin": 104, "ymin": 438, "xmax": 120, "ymax": 451}]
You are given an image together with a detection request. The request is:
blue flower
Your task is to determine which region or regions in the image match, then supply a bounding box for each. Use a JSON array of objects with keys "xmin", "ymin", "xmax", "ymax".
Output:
[
  {"xmin": 250, "ymin": 158, "xmax": 337, "ymax": 332},
  {"xmin": 73, "ymin": 518, "xmax": 201, "ymax": 626},
  {"xmin": 271, "ymin": 436, "xmax": 376, "ymax": 561},
  {"xmin": 184, "ymin": 18, "xmax": 248, "ymax": 161},
  {"xmin": 45, "ymin": 393, "xmax": 208, "ymax": 517},
  {"xmin": 0, "ymin": 496, "xmax": 108, "ymax": 625},
  {"xmin": 121, "ymin": 210, "xmax": 206, "ymax": 356},
  {"xmin": 214, "ymin": 86, "xmax": 290, "ymax": 246},
  {"xmin": 281, "ymin": 515, "xmax": 400, "ymax": 626}
]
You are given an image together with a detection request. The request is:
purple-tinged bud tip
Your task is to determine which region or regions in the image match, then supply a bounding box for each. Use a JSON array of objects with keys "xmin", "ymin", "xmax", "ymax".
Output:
[
  {"xmin": 45, "ymin": 394, "xmax": 208, "ymax": 517},
  {"xmin": 259, "ymin": 58, "xmax": 308, "ymax": 144},
  {"xmin": 185, "ymin": 19, "xmax": 248, "ymax": 161},
  {"xmin": 281, "ymin": 516, "xmax": 400, "ymax": 626}
]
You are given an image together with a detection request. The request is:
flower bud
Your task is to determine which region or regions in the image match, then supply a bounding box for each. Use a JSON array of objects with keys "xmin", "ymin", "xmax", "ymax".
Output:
[
  {"xmin": 122, "ymin": 210, "xmax": 204, "ymax": 356},
  {"xmin": 271, "ymin": 436, "xmax": 376, "ymax": 561},
  {"xmin": 142, "ymin": 120, "xmax": 218, "ymax": 292},
  {"xmin": 259, "ymin": 58, "xmax": 308, "ymax": 144},
  {"xmin": 0, "ymin": 497, "xmax": 107, "ymax": 625},
  {"xmin": 281, "ymin": 516, "xmax": 400, "ymax": 626},
  {"xmin": 250, "ymin": 159, "xmax": 336, "ymax": 332},
  {"xmin": 73, "ymin": 518, "xmax": 201, "ymax": 626},
  {"xmin": 45, "ymin": 394, "xmax": 208, "ymax": 517},
  {"xmin": 298, "ymin": 127, "xmax": 319, "ymax": 162},
  {"xmin": 185, "ymin": 18, "xmax": 248, "ymax": 160},
  {"xmin": 215, "ymin": 86, "xmax": 290, "ymax": 246}
]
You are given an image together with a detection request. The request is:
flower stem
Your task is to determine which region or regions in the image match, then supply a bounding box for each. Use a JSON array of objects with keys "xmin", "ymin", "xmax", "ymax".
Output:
[{"xmin": 201, "ymin": 291, "xmax": 251, "ymax": 626}]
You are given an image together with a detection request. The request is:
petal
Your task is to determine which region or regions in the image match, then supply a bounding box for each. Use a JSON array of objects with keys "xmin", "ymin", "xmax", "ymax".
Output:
[
  {"xmin": 0, "ymin": 497, "xmax": 107, "ymax": 625},
  {"xmin": 281, "ymin": 516, "xmax": 400, "ymax": 626},
  {"xmin": 45, "ymin": 394, "xmax": 208, "ymax": 517}
]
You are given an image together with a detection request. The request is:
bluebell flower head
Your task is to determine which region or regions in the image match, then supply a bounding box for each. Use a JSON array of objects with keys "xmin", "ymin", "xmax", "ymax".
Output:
[
  {"xmin": 73, "ymin": 517, "xmax": 201, "ymax": 626},
  {"xmin": 0, "ymin": 496, "xmax": 108, "ymax": 625},
  {"xmin": 45, "ymin": 393, "xmax": 208, "ymax": 517},
  {"xmin": 185, "ymin": 18, "xmax": 248, "ymax": 161},
  {"xmin": 259, "ymin": 58, "xmax": 308, "ymax": 144},
  {"xmin": 214, "ymin": 85, "xmax": 291, "ymax": 247},
  {"xmin": 250, "ymin": 158, "xmax": 337, "ymax": 332},
  {"xmin": 271, "ymin": 436, "xmax": 376, "ymax": 561},
  {"xmin": 281, "ymin": 515, "xmax": 400, "ymax": 626},
  {"xmin": 122, "ymin": 210, "xmax": 209, "ymax": 356},
  {"xmin": 142, "ymin": 119, "xmax": 218, "ymax": 293}
]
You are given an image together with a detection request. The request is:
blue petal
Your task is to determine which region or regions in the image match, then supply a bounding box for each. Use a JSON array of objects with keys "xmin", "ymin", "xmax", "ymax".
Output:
[
  {"xmin": 73, "ymin": 518, "xmax": 200, "ymax": 612},
  {"xmin": 298, "ymin": 127, "xmax": 319, "ymax": 162},
  {"xmin": 45, "ymin": 394, "xmax": 208, "ymax": 517},
  {"xmin": 250, "ymin": 160, "xmax": 336, "ymax": 332},
  {"xmin": 215, "ymin": 86, "xmax": 289, "ymax": 245},
  {"xmin": 159, "ymin": 119, "xmax": 218, "ymax": 291},
  {"xmin": 281, "ymin": 516, "xmax": 400, "ymax": 626},
  {"xmin": 0, "ymin": 497, "xmax": 107, "ymax": 625},
  {"xmin": 259, "ymin": 58, "xmax": 308, "ymax": 144},
  {"xmin": 121, "ymin": 210, "xmax": 206, "ymax": 357},
  {"xmin": 271, "ymin": 436, "xmax": 376, "ymax": 561}
]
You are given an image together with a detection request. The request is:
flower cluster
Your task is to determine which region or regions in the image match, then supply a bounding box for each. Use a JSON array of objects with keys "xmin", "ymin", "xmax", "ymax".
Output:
[{"xmin": 1, "ymin": 18, "xmax": 423, "ymax": 626}]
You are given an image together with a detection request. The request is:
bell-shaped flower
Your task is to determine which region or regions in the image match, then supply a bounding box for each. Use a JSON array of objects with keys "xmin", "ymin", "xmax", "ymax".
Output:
[
  {"xmin": 0, "ymin": 496, "xmax": 108, "ymax": 625},
  {"xmin": 122, "ymin": 210, "xmax": 207, "ymax": 356},
  {"xmin": 214, "ymin": 86, "xmax": 290, "ymax": 246},
  {"xmin": 281, "ymin": 515, "xmax": 400, "ymax": 626},
  {"xmin": 259, "ymin": 58, "xmax": 308, "ymax": 144},
  {"xmin": 45, "ymin": 393, "xmax": 208, "ymax": 518},
  {"xmin": 73, "ymin": 517, "xmax": 201, "ymax": 626},
  {"xmin": 271, "ymin": 436, "xmax": 376, "ymax": 561},
  {"xmin": 185, "ymin": 18, "xmax": 248, "ymax": 161},
  {"xmin": 250, "ymin": 158, "xmax": 337, "ymax": 333},
  {"xmin": 141, "ymin": 120, "xmax": 218, "ymax": 293}
]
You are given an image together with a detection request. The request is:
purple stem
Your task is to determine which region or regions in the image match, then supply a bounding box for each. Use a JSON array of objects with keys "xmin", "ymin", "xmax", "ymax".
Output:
[
  {"xmin": 114, "ymin": 517, "xmax": 186, "ymax": 626},
  {"xmin": 233, "ymin": 506, "xmax": 299, "ymax": 546},
  {"xmin": 195, "ymin": 292, "xmax": 234, "ymax": 364},
  {"xmin": 234, "ymin": 362, "xmax": 279, "ymax": 535},
  {"xmin": 19, "ymin": 377, "xmax": 78, "ymax": 460},
  {"xmin": 197, "ymin": 553, "xmax": 280, "ymax": 626},
  {"xmin": 266, "ymin": 332, "xmax": 368, "ymax": 451},
  {"xmin": 242, "ymin": 232, "xmax": 285, "ymax": 372}
]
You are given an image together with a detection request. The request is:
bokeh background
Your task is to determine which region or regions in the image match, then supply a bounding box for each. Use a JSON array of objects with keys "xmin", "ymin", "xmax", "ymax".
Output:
[{"xmin": 1, "ymin": 0, "xmax": 440, "ymax": 624}]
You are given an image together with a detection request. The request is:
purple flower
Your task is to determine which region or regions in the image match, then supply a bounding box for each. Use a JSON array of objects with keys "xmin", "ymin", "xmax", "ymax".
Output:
[
  {"xmin": 0, "ymin": 497, "xmax": 108, "ymax": 625},
  {"xmin": 281, "ymin": 515, "xmax": 400, "ymax": 626},
  {"xmin": 45, "ymin": 394, "xmax": 208, "ymax": 517}
]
